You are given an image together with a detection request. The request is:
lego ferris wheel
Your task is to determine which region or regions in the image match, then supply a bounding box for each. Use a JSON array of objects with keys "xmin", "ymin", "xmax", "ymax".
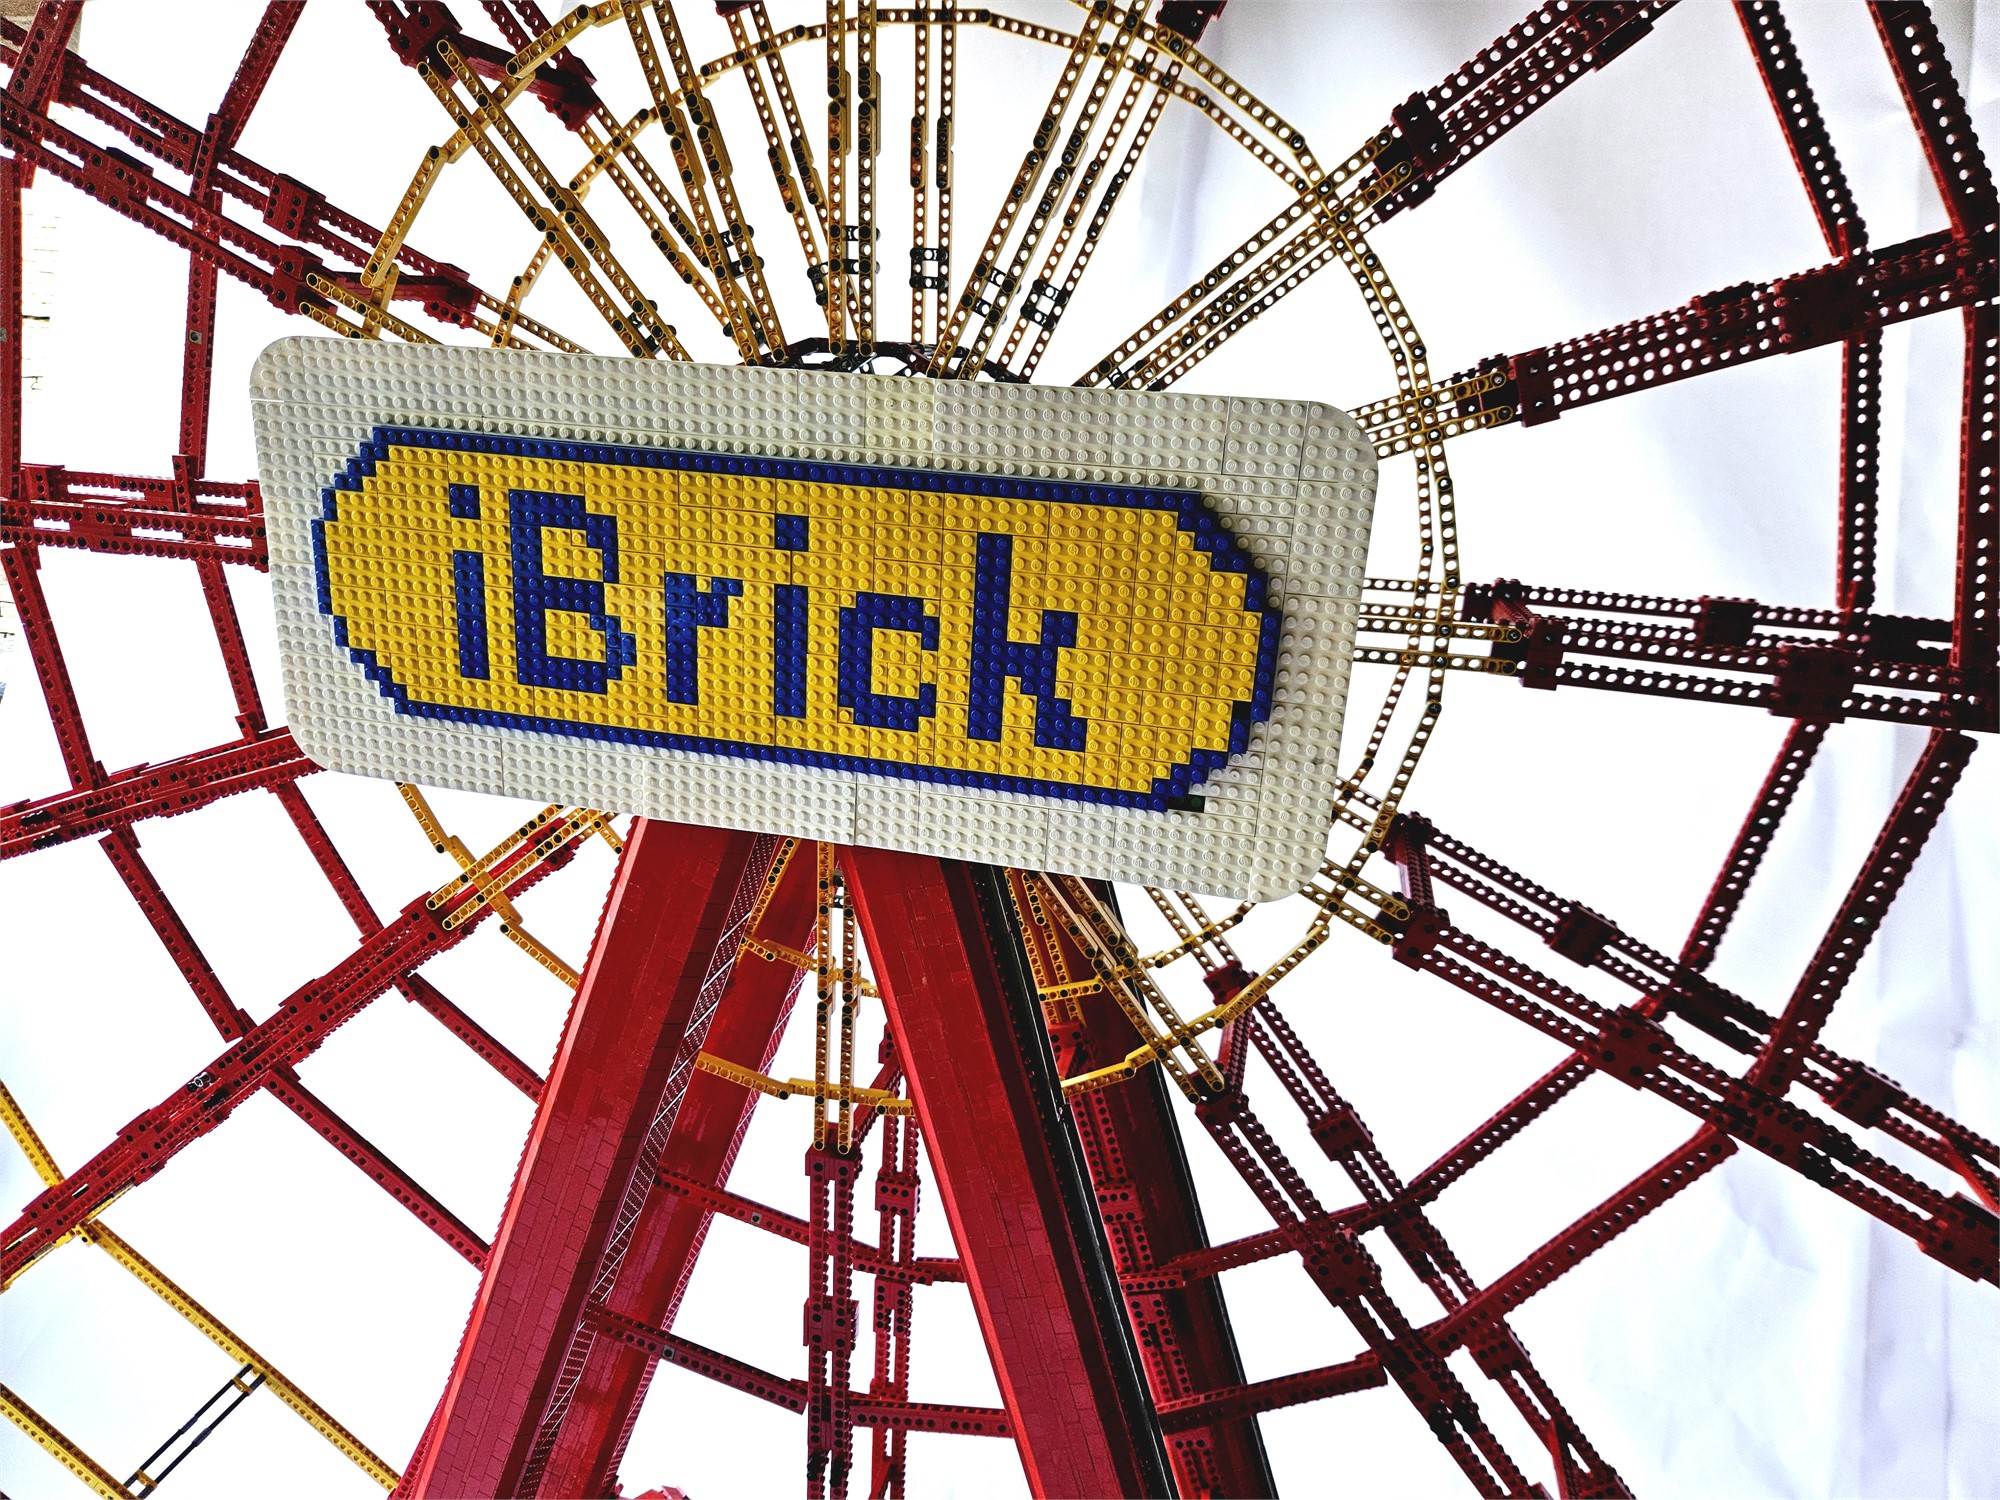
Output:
[{"xmin": 0, "ymin": 2, "xmax": 1994, "ymax": 1497}]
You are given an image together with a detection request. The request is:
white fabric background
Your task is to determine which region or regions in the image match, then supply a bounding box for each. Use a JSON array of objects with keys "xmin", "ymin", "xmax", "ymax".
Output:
[{"xmin": 0, "ymin": 3, "xmax": 1993, "ymax": 1496}]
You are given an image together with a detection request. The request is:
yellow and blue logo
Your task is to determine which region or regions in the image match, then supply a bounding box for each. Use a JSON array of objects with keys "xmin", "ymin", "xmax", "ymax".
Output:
[{"xmin": 313, "ymin": 428, "xmax": 1280, "ymax": 809}]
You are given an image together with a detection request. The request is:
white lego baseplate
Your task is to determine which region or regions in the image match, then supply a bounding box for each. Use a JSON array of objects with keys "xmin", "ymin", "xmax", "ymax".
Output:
[{"xmin": 250, "ymin": 338, "xmax": 1376, "ymax": 899}]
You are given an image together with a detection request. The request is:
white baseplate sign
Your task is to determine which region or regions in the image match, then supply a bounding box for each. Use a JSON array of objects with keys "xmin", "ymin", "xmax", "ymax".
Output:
[{"xmin": 251, "ymin": 339, "xmax": 1375, "ymax": 899}]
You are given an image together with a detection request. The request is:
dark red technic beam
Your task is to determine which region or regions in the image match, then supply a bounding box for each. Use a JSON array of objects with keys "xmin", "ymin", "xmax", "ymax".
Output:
[
  {"xmin": 1387, "ymin": 821, "xmax": 1997, "ymax": 1281},
  {"xmin": 179, "ymin": 2, "xmax": 302, "ymax": 473},
  {"xmin": 1736, "ymin": 0, "xmax": 1866, "ymax": 257},
  {"xmin": 584, "ymin": 1305, "xmax": 1013, "ymax": 1438},
  {"xmin": 0, "ymin": 94, "xmax": 325, "ymax": 316},
  {"xmin": 265, "ymin": 1065, "xmax": 490, "ymax": 1266},
  {"xmin": 0, "ymin": 541, "xmax": 99, "ymax": 788},
  {"xmin": 1465, "ymin": 223, "xmax": 1994, "ymax": 427},
  {"xmin": 1, "ymin": 2, "xmax": 76, "ymax": 170},
  {"xmin": 101, "ymin": 814, "xmax": 503, "ymax": 1260},
  {"xmin": 1026, "ymin": 883, "xmax": 1542, "ymax": 1495},
  {"xmin": 647, "ymin": 1168, "xmax": 962, "ymax": 1288},
  {"xmin": 0, "ymin": 18, "xmax": 487, "ymax": 324},
  {"xmin": 0, "ymin": 812, "xmax": 584, "ymax": 1283},
  {"xmin": 1368, "ymin": 0, "xmax": 1677, "ymax": 221},
  {"xmin": 846, "ymin": 850, "xmax": 1172, "ymax": 1500},
  {"xmin": 1013, "ymin": 873, "xmax": 1275, "ymax": 1500},
  {"xmin": 1869, "ymin": 6, "xmax": 1999, "ymax": 708},
  {"xmin": 1871, "ymin": 1, "xmax": 1997, "ymax": 239},
  {"xmin": 1749, "ymin": 728, "xmax": 1976, "ymax": 1089},
  {"xmin": 1953, "ymin": 300, "xmax": 1998, "ymax": 713},
  {"xmin": 1734, "ymin": 0, "xmax": 1883, "ymax": 614},
  {"xmin": 1678, "ymin": 718, "xmax": 1827, "ymax": 972},
  {"xmin": 406, "ymin": 823, "xmax": 785, "ymax": 1499},
  {"xmin": 0, "ymin": 4, "xmax": 77, "ymax": 473},
  {"xmin": 1423, "ymin": 1128, "xmax": 1739, "ymax": 1359},
  {"xmin": 1454, "ymin": 581, "xmax": 1978, "ymax": 728},
  {"xmin": 1394, "ymin": 810, "xmax": 1999, "ymax": 1211},
  {"xmin": 530, "ymin": 843, "xmax": 822, "ymax": 1500},
  {"xmin": 1237, "ymin": 993, "xmax": 1628, "ymax": 1498}
]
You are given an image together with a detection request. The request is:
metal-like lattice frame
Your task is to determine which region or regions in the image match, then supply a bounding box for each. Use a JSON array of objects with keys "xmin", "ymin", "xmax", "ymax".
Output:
[{"xmin": 0, "ymin": 2, "xmax": 1993, "ymax": 1496}]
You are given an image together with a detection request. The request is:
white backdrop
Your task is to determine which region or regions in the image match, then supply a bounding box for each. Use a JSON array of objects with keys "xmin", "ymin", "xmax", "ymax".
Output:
[{"xmin": 1, "ymin": 3, "xmax": 1994, "ymax": 1497}]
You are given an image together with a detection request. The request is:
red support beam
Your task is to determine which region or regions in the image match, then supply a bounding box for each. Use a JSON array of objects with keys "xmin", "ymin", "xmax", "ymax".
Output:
[
  {"xmin": 1749, "ymin": 728, "xmax": 1975, "ymax": 1088},
  {"xmin": 1157, "ymin": 1354, "xmax": 1385, "ymax": 1432},
  {"xmin": 1014, "ymin": 873, "xmax": 1275, "ymax": 1499},
  {"xmin": 585, "ymin": 1306, "xmax": 1014, "ymax": 1438},
  {"xmin": 1427, "ymin": 1130, "xmax": 1737, "ymax": 1358},
  {"xmin": 530, "ymin": 841, "xmax": 822, "ymax": 1500},
  {"xmin": 99, "ymin": 824, "xmax": 252, "ymax": 1039},
  {"xmin": 102, "ymin": 817, "xmax": 522, "ymax": 1250},
  {"xmin": 1737, "ymin": 1, "xmax": 1866, "ymax": 254},
  {"xmin": 0, "ymin": 813, "xmax": 586, "ymax": 1283},
  {"xmin": 1466, "ymin": 224, "xmax": 1993, "ymax": 429},
  {"xmin": 0, "ymin": 543, "xmax": 100, "ymax": 787},
  {"xmin": 265, "ymin": 1067, "xmax": 489, "ymax": 1266},
  {"xmin": 0, "ymin": 728, "xmax": 313, "ymax": 858},
  {"xmin": 406, "ymin": 822, "xmax": 785, "ymax": 1499},
  {"xmin": 180, "ymin": 2, "xmax": 302, "ymax": 475},
  {"xmin": 1870, "ymin": 1, "xmax": 1997, "ymax": 240},
  {"xmin": 846, "ymin": 850, "xmax": 1170, "ymax": 1500},
  {"xmin": 1954, "ymin": 303, "xmax": 1998, "ymax": 724},
  {"xmin": 1369, "ymin": 1, "xmax": 1676, "ymax": 222},
  {"xmin": 1738, "ymin": 0, "xmax": 1892, "ymax": 625},
  {"xmin": 1679, "ymin": 719, "xmax": 1827, "ymax": 972},
  {"xmin": 0, "ymin": 468, "xmax": 266, "ymax": 567}
]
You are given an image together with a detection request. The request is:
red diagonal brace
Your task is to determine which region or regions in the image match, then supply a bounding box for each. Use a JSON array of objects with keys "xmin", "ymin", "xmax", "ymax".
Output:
[
  {"xmin": 1429, "ymin": 1130, "xmax": 1736, "ymax": 1358},
  {"xmin": 265, "ymin": 1067, "xmax": 488, "ymax": 1266},
  {"xmin": 846, "ymin": 850, "xmax": 1171, "ymax": 1500},
  {"xmin": 1680, "ymin": 719, "xmax": 1827, "ymax": 972}
]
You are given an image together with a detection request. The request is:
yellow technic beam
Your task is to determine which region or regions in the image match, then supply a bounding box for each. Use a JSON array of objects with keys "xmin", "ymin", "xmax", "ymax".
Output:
[
  {"xmin": 0, "ymin": 1079, "xmax": 399, "ymax": 1489},
  {"xmin": 696, "ymin": 1052, "xmax": 913, "ymax": 1115},
  {"xmin": 82, "ymin": 1227, "xmax": 399, "ymax": 1489},
  {"xmin": 0, "ymin": 1383, "xmax": 125, "ymax": 1500},
  {"xmin": 404, "ymin": 789, "xmax": 607, "ymax": 984}
]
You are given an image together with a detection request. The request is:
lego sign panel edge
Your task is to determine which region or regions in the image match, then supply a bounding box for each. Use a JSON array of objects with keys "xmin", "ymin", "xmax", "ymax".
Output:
[{"xmin": 251, "ymin": 339, "xmax": 1376, "ymax": 900}]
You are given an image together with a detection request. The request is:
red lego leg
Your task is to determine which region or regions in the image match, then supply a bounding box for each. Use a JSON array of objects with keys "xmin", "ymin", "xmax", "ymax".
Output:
[
  {"xmin": 406, "ymin": 821, "xmax": 787, "ymax": 1498},
  {"xmin": 844, "ymin": 849, "xmax": 1169, "ymax": 1500},
  {"xmin": 530, "ymin": 841, "xmax": 822, "ymax": 1500},
  {"xmin": 1011, "ymin": 872, "xmax": 1275, "ymax": 1499}
]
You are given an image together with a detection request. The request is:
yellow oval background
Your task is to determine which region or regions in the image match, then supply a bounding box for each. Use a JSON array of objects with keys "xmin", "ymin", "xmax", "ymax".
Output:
[{"xmin": 314, "ymin": 428, "xmax": 1278, "ymax": 806}]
